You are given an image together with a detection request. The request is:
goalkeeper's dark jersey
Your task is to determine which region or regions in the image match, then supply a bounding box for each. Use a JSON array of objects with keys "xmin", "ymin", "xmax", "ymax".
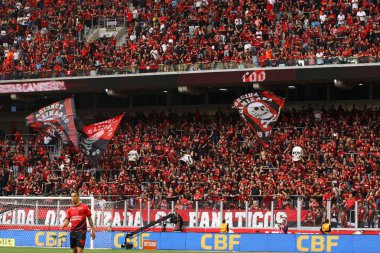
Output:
[{"xmin": 65, "ymin": 203, "xmax": 92, "ymax": 232}]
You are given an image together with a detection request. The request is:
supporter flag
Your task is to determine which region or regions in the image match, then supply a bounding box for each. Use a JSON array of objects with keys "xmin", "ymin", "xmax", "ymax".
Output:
[
  {"xmin": 233, "ymin": 91, "xmax": 285, "ymax": 147},
  {"xmin": 30, "ymin": 121, "xmax": 69, "ymax": 145},
  {"xmin": 313, "ymin": 110, "xmax": 323, "ymax": 122},
  {"xmin": 128, "ymin": 150, "xmax": 140, "ymax": 162},
  {"xmin": 180, "ymin": 154, "xmax": 194, "ymax": 165},
  {"xmin": 26, "ymin": 98, "xmax": 79, "ymax": 149},
  {"xmin": 77, "ymin": 114, "xmax": 124, "ymax": 166}
]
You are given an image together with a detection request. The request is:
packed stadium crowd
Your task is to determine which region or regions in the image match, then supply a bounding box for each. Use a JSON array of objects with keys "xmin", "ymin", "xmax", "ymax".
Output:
[
  {"xmin": 1, "ymin": 0, "xmax": 380, "ymax": 79},
  {"xmin": 0, "ymin": 105, "xmax": 379, "ymax": 227}
]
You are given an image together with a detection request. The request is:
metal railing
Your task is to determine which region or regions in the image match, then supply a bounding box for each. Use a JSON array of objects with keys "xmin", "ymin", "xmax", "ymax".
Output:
[
  {"xmin": 91, "ymin": 16, "xmax": 126, "ymax": 29},
  {"xmin": 1, "ymin": 197, "xmax": 378, "ymax": 230},
  {"xmin": 1, "ymin": 57, "xmax": 379, "ymax": 81}
]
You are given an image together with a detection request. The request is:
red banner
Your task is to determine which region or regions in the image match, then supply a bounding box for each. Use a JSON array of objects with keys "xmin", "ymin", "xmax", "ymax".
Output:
[
  {"xmin": 0, "ymin": 208, "xmax": 306, "ymax": 228},
  {"xmin": 77, "ymin": 114, "xmax": 124, "ymax": 165}
]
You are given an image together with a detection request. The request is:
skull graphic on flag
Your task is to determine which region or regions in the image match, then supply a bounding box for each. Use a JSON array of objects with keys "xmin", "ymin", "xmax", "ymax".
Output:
[{"xmin": 247, "ymin": 101, "xmax": 277, "ymax": 129}]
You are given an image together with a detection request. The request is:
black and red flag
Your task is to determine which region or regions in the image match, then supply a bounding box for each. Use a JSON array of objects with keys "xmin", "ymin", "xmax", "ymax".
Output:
[
  {"xmin": 29, "ymin": 121, "xmax": 69, "ymax": 145},
  {"xmin": 26, "ymin": 98, "xmax": 79, "ymax": 149},
  {"xmin": 77, "ymin": 114, "xmax": 124, "ymax": 166},
  {"xmin": 233, "ymin": 91, "xmax": 285, "ymax": 147}
]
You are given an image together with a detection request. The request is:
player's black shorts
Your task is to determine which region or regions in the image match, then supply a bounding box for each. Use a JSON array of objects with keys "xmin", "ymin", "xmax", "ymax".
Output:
[{"xmin": 70, "ymin": 231, "xmax": 86, "ymax": 248}]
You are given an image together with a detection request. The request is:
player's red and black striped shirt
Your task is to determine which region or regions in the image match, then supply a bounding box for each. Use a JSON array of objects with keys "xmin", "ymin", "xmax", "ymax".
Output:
[{"xmin": 65, "ymin": 203, "xmax": 91, "ymax": 232}]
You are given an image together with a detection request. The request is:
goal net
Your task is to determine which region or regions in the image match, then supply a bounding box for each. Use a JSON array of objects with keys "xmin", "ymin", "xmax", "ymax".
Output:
[{"xmin": 0, "ymin": 196, "xmax": 118, "ymax": 249}]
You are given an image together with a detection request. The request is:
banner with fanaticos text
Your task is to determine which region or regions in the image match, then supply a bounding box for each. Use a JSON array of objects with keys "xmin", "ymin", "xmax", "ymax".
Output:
[{"xmin": 0, "ymin": 208, "xmax": 306, "ymax": 229}]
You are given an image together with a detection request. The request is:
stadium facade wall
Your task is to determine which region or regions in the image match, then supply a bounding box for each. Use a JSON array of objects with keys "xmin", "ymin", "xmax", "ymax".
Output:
[
  {"xmin": 0, "ymin": 230, "xmax": 379, "ymax": 252},
  {"xmin": 0, "ymin": 64, "xmax": 379, "ymax": 92}
]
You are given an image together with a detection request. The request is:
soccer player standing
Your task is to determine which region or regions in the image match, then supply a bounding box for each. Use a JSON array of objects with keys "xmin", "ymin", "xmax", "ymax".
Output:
[{"xmin": 60, "ymin": 191, "xmax": 96, "ymax": 253}]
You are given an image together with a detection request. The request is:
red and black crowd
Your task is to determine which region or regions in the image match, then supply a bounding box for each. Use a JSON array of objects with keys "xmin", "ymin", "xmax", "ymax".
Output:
[
  {"xmin": 0, "ymin": 106, "xmax": 379, "ymax": 228},
  {"xmin": 1, "ymin": 0, "xmax": 380, "ymax": 79}
]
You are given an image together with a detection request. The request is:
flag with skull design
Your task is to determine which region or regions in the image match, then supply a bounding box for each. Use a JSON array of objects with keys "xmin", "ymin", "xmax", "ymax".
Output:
[
  {"xmin": 233, "ymin": 92, "xmax": 285, "ymax": 147},
  {"xmin": 76, "ymin": 114, "xmax": 124, "ymax": 166}
]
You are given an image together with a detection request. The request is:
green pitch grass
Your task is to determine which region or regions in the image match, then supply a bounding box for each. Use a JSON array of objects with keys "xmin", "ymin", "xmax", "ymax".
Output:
[
  {"xmin": 0, "ymin": 249, "xmax": 144, "ymax": 253},
  {"xmin": 0, "ymin": 249, "xmax": 279, "ymax": 253},
  {"xmin": 0, "ymin": 250, "xmax": 171, "ymax": 253},
  {"xmin": 0, "ymin": 249, "xmax": 278, "ymax": 253},
  {"xmin": 0, "ymin": 249, "xmax": 274, "ymax": 253},
  {"xmin": 0, "ymin": 249, "xmax": 161, "ymax": 253}
]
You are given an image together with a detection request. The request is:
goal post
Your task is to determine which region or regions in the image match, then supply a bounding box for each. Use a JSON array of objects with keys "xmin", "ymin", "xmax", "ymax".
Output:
[{"xmin": 0, "ymin": 196, "xmax": 115, "ymax": 249}]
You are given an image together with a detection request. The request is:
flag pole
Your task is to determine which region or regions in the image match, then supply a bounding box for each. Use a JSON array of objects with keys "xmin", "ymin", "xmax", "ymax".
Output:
[
  {"xmin": 233, "ymin": 91, "xmax": 285, "ymax": 170},
  {"xmin": 253, "ymin": 134, "xmax": 275, "ymax": 168}
]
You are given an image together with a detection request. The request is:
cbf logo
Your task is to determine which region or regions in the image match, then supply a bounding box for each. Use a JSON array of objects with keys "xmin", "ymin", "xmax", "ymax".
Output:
[
  {"xmin": 297, "ymin": 236, "xmax": 339, "ymax": 252},
  {"xmin": 201, "ymin": 234, "xmax": 241, "ymax": 251}
]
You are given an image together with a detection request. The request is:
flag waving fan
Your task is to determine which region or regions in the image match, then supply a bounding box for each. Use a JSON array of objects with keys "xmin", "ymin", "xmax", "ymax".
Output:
[
  {"xmin": 31, "ymin": 120, "xmax": 69, "ymax": 145},
  {"xmin": 26, "ymin": 97, "xmax": 79, "ymax": 149},
  {"xmin": 233, "ymin": 91, "xmax": 285, "ymax": 147},
  {"xmin": 128, "ymin": 150, "xmax": 140, "ymax": 162},
  {"xmin": 180, "ymin": 154, "xmax": 194, "ymax": 165},
  {"xmin": 77, "ymin": 114, "xmax": 124, "ymax": 166}
]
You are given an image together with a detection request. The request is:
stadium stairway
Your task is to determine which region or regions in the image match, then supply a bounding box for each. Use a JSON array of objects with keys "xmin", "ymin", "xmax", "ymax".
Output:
[
  {"xmin": 116, "ymin": 33, "xmax": 128, "ymax": 47},
  {"xmin": 86, "ymin": 27, "xmax": 101, "ymax": 42},
  {"xmin": 114, "ymin": 27, "xmax": 127, "ymax": 46},
  {"xmin": 86, "ymin": 26, "xmax": 126, "ymax": 44}
]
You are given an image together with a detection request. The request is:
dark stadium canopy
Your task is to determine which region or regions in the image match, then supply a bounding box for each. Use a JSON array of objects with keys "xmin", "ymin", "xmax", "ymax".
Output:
[{"xmin": 0, "ymin": 64, "xmax": 379, "ymax": 94}]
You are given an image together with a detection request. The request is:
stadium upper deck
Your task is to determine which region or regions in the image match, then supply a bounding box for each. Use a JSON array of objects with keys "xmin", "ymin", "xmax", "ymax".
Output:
[{"xmin": 0, "ymin": 0, "xmax": 379, "ymax": 80}]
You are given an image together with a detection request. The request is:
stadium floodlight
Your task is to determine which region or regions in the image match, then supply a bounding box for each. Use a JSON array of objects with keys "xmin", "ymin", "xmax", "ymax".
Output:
[
  {"xmin": 252, "ymin": 83, "xmax": 263, "ymax": 90},
  {"xmin": 105, "ymin": 89, "xmax": 129, "ymax": 98},
  {"xmin": 10, "ymin": 93, "xmax": 38, "ymax": 102},
  {"xmin": 178, "ymin": 86, "xmax": 205, "ymax": 95},
  {"xmin": 333, "ymin": 79, "xmax": 353, "ymax": 90}
]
